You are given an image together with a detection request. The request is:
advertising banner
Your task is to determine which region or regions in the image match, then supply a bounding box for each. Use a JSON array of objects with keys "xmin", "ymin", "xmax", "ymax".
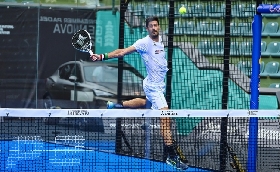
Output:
[
  {"xmin": 38, "ymin": 8, "xmax": 96, "ymax": 109},
  {"xmin": 95, "ymin": 10, "xmax": 119, "ymax": 54},
  {"xmin": 0, "ymin": 6, "xmax": 96, "ymax": 108},
  {"xmin": 39, "ymin": 8, "xmax": 96, "ymax": 81},
  {"xmin": 0, "ymin": 6, "xmax": 38, "ymax": 108}
]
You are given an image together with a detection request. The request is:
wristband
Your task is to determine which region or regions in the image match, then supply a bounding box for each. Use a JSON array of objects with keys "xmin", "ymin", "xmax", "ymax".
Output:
[
  {"xmin": 99, "ymin": 53, "xmax": 109, "ymax": 61},
  {"xmin": 99, "ymin": 54, "xmax": 104, "ymax": 61},
  {"xmin": 104, "ymin": 53, "xmax": 109, "ymax": 60}
]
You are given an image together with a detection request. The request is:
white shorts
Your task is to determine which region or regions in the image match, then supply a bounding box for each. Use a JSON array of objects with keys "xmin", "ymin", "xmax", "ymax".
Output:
[{"xmin": 143, "ymin": 80, "xmax": 168, "ymax": 110}]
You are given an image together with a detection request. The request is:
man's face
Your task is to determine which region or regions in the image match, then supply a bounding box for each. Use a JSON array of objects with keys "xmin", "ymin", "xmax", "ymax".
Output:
[{"xmin": 146, "ymin": 21, "xmax": 160, "ymax": 39}]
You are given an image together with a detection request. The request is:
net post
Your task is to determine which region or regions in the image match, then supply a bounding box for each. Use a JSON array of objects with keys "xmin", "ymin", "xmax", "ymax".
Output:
[
  {"xmin": 219, "ymin": 0, "xmax": 231, "ymax": 171},
  {"xmin": 166, "ymin": 0, "xmax": 175, "ymax": 108},
  {"xmin": 115, "ymin": 0, "xmax": 127, "ymax": 154},
  {"xmin": 248, "ymin": 1, "xmax": 262, "ymax": 170}
]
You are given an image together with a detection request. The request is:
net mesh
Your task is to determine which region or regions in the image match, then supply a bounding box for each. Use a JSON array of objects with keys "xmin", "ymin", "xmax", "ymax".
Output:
[
  {"xmin": 1, "ymin": 110, "xmax": 280, "ymax": 171},
  {"xmin": 122, "ymin": 0, "xmax": 280, "ymax": 110},
  {"xmin": 123, "ymin": 0, "xmax": 253, "ymax": 110}
]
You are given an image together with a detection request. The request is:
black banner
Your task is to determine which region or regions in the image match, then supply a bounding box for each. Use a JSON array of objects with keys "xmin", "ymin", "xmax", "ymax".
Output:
[
  {"xmin": 0, "ymin": 6, "xmax": 96, "ymax": 108},
  {"xmin": 0, "ymin": 6, "xmax": 38, "ymax": 108},
  {"xmin": 38, "ymin": 8, "xmax": 96, "ymax": 109},
  {"xmin": 39, "ymin": 8, "xmax": 96, "ymax": 80}
]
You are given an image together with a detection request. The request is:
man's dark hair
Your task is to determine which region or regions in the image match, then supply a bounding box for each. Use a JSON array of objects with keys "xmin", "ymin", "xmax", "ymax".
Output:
[{"xmin": 145, "ymin": 16, "xmax": 159, "ymax": 28}]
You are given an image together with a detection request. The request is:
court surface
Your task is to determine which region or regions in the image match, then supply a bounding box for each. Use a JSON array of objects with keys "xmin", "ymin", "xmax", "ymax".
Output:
[{"xmin": 0, "ymin": 140, "xmax": 211, "ymax": 172}]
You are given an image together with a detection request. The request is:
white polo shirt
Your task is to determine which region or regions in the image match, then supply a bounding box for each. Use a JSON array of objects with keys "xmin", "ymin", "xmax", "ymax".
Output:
[{"xmin": 132, "ymin": 35, "xmax": 168, "ymax": 86}]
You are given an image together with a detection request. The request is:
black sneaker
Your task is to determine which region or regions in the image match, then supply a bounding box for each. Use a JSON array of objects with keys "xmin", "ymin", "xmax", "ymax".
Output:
[
  {"xmin": 106, "ymin": 101, "xmax": 124, "ymax": 109},
  {"xmin": 164, "ymin": 141, "xmax": 189, "ymax": 170},
  {"xmin": 175, "ymin": 144, "xmax": 189, "ymax": 164},
  {"xmin": 166, "ymin": 155, "xmax": 189, "ymax": 170}
]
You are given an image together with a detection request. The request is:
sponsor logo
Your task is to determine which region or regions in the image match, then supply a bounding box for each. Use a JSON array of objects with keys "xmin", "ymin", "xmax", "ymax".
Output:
[
  {"xmin": 39, "ymin": 16, "xmax": 95, "ymax": 34},
  {"xmin": 76, "ymin": 34, "xmax": 87, "ymax": 47},
  {"xmin": 0, "ymin": 25, "xmax": 14, "ymax": 35},
  {"xmin": 247, "ymin": 110, "xmax": 258, "ymax": 116},
  {"xmin": 67, "ymin": 110, "xmax": 89, "ymax": 116},
  {"xmin": 6, "ymin": 94, "xmax": 20, "ymax": 99},
  {"xmin": 155, "ymin": 49, "xmax": 164, "ymax": 54},
  {"xmin": 198, "ymin": 122, "xmax": 280, "ymax": 141},
  {"xmin": 161, "ymin": 110, "xmax": 178, "ymax": 116},
  {"xmin": 109, "ymin": 123, "xmax": 160, "ymax": 129},
  {"xmin": 198, "ymin": 122, "xmax": 240, "ymax": 140},
  {"xmin": 248, "ymin": 128, "xmax": 280, "ymax": 140},
  {"xmin": 269, "ymin": 5, "xmax": 280, "ymax": 13},
  {"xmin": 6, "ymin": 135, "xmax": 85, "ymax": 169}
]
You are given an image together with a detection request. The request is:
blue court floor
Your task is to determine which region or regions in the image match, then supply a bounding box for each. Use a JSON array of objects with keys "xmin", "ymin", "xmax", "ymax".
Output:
[{"xmin": 0, "ymin": 140, "xmax": 211, "ymax": 172}]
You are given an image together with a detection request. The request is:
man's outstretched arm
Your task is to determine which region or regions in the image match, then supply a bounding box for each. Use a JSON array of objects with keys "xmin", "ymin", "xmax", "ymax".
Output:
[{"xmin": 90, "ymin": 46, "xmax": 136, "ymax": 61}]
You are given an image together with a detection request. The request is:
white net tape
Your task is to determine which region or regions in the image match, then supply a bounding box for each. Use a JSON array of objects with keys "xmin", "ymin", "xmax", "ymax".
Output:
[{"xmin": 0, "ymin": 108, "xmax": 279, "ymax": 117}]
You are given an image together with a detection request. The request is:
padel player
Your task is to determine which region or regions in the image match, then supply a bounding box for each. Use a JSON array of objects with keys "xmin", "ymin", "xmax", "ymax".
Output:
[{"xmin": 90, "ymin": 16, "xmax": 188, "ymax": 170}]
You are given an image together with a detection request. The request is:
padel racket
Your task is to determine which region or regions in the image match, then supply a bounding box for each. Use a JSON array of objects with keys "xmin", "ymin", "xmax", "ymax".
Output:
[{"xmin": 72, "ymin": 30, "xmax": 93, "ymax": 56}]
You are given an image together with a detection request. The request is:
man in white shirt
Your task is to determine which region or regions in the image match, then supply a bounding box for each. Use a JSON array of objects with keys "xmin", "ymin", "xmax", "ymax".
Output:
[{"xmin": 90, "ymin": 16, "xmax": 188, "ymax": 170}]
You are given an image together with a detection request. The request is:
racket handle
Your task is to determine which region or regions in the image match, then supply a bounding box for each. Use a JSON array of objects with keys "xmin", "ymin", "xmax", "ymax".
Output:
[{"xmin": 89, "ymin": 50, "xmax": 93, "ymax": 56}]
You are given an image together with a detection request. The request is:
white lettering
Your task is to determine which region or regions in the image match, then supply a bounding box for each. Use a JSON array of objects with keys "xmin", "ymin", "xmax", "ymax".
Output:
[
  {"xmin": 40, "ymin": 16, "xmax": 62, "ymax": 22},
  {"xmin": 6, "ymin": 136, "xmax": 43, "ymax": 169},
  {"xmin": 109, "ymin": 123, "xmax": 160, "ymax": 129},
  {"xmin": 53, "ymin": 24, "xmax": 60, "ymax": 33},
  {"xmin": 95, "ymin": 25, "xmax": 103, "ymax": 46},
  {"xmin": 0, "ymin": 25, "xmax": 13, "ymax": 28},
  {"xmin": 64, "ymin": 18, "xmax": 95, "ymax": 24},
  {"xmin": 53, "ymin": 24, "xmax": 94, "ymax": 34},
  {"xmin": 104, "ymin": 21, "xmax": 114, "ymax": 47},
  {"xmin": 0, "ymin": 25, "xmax": 14, "ymax": 35},
  {"xmin": 255, "ymin": 128, "xmax": 280, "ymax": 140},
  {"xmin": 0, "ymin": 31, "xmax": 10, "ymax": 34}
]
